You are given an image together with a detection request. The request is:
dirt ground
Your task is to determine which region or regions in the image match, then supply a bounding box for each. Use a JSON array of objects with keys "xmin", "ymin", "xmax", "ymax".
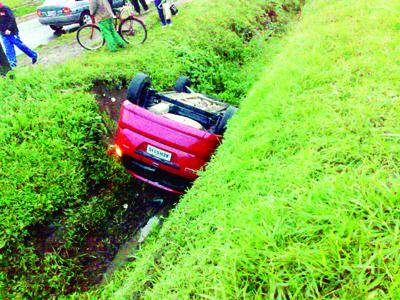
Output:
[{"xmin": 19, "ymin": 30, "xmax": 85, "ymax": 67}]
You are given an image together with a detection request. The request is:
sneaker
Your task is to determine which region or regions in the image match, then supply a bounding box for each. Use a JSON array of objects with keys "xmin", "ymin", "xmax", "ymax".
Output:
[
  {"xmin": 32, "ymin": 54, "xmax": 38, "ymax": 65},
  {"xmin": 142, "ymin": 9, "xmax": 150, "ymax": 14},
  {"xmin": 168, "ymin": 23, "xmax": 173, "ymax": 27}
]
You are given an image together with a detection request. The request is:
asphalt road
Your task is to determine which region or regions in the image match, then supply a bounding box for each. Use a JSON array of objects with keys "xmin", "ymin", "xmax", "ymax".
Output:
[
  {"xmin": 17, "ymin": 18, "xmax": 54, "ymax": 54},
  {"xmin": 0, "ymin": 17, "xmax": 77, "ymax": 57}
]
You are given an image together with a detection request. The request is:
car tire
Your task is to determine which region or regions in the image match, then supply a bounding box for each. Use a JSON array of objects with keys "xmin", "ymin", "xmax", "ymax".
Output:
[
  {"xmin": 214, "ymin": 106, "xmax": 237, "ymax": 135},
  {"xmin": 174, "ymin": 76, "xmax": 191, "ymax": 93},
  {"xmin": 79, "ymin": 11, "xmax": 91, "ymax": 26},
  {"xmin": 50, "ymin": 25, "xmax": 63, "ymax": 31},
  {"xmin": 127, "ymin": 73, "xmax": 151, "ymax": 107}
]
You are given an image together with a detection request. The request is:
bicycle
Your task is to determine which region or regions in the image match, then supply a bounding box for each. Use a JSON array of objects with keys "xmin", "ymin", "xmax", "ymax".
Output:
[{"xmin": 76, "ymin": 2, "xmax": 147, "ymax": 50}]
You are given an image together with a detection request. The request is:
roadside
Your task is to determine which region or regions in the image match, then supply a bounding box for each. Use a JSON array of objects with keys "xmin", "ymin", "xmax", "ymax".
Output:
[
  {"xmin": 17, "ymin": 0, "xmax": 191, "ymax": 68},
  {"xmin": 18, "ymin": 27, "xmax": 83, "ymax": 66},
  {"xmin": 11, "ymin": 0, "xmax": 42, "ymax": 17},
  {"xmin": 16, "ymin": 11, "xmax": 37, "ymax": 23}
]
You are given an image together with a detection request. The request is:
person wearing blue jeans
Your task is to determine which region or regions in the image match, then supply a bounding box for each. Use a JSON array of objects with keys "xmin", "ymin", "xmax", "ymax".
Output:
[
  {"xmin": 0, "ymin": 2, "xmax": 37, "ymax": 68},
  {"xmin": 154, "ymin": 0, "xmax": 171, "ymax": 27}
]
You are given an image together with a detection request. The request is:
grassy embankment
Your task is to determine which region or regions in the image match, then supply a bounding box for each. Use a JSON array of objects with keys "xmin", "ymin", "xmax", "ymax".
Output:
[
  {"xmin": 6, "ymin": 0, "xmax": 42, "ymax": 17},
  {"xmin": 0, "ymin": 0, "xmax": 301, "ymax": 297},
  {"xmin": 92, "ymin": 0, "xmax": 400, "ymax": 298}
]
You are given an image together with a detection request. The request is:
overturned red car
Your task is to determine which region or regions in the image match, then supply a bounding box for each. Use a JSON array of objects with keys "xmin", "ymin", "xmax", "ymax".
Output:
[{"xmin": 115, "ymin": 73, "xmax": 237, "ymax": 194}]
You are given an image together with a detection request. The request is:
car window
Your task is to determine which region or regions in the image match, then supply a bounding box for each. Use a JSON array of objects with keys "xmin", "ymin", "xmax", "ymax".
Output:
[
  {"xmin": 112, "ymin": 0, "xmax": 124, "ymax": 8},
  {"xmin": 42, "ymin": 0, "xmax": 68, "ymax": 5}
]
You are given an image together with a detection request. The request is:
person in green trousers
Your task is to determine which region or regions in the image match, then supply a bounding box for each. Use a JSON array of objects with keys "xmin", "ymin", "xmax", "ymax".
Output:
[{"xmin": 89, "ymin": 0, "xmax": 126, "ymax": 51}]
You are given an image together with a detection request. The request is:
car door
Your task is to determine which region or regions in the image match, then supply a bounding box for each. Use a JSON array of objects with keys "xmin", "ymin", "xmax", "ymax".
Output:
[
  {"xmin": 112, "ymin": 0, "xmax": 124, "ymax": 9},
  {"xmin": 74, "ymin": 0, "xmax": 89, "ymax": 14}
]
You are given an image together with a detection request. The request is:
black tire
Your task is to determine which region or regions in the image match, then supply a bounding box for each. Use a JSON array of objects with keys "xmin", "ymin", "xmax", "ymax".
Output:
[
  {"xmin": 79, "ymin": 11, "xmax": 91, "ymax": 26},
  {"xmin": 174, "ymin": 76, "xmax": 191, "ymax": 93},
  {"xmin": 50, "ymin": 25, "xmax": 63, "ymax": 31},
  {"xmin": 118, "ymin": 16, "xmax": 147, "ymax": 45},
  {"xmin": 214, "ymin": 106, "xmax": 237, "ymax": 135},
  {"xmin": 127, "ymin": 73, "xmax": 151, "ymax": 107},
  {"xmin": 76, "ymin": 24, "xmax": 105, "ymax": 50}
]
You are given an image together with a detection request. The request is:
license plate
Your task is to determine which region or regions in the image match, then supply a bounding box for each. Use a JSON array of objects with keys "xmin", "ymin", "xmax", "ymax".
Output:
[
  {"xmin": 47, "ymin": 11, "xmax": 56, "ymax": 17},
  {"xmin": 146, "ymin": 145, "xmax": 172, "ymax": 161}
]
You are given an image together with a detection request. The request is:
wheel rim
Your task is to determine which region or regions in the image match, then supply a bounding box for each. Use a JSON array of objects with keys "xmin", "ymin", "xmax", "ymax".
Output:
[
  {"xmin": 82, "ymin": 14, "xmax": 92, "ymax": 25},
  {"xmin": 120, "ymin": 5, "xmax": 134, "ymax": 19},
  {"xmin": 119, "ymin": 18, "xmax": 147, "ymax": 45},
  {"xmin": 77, "ymin": 25, "xmax": 104, "ymax": 50}
]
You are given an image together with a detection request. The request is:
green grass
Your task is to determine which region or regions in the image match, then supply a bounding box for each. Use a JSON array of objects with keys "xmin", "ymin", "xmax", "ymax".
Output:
[
  {"xmin": 0, "ymin": 0, "xmax": 300, "ymax": 297},
  {"xmin": 13, "ymin": 4, "xmax": 39, "ymax": 17},
  {"xmin": 5, "ymin": 0, "xmax": 27, "ymax": 9},
  {"xmin": 90, "ymin": 0, "xmax": 400, "ymax": 298},
  {"xmin": 5, "ymin": 0, "xmax": 42, "ymax": 17}
]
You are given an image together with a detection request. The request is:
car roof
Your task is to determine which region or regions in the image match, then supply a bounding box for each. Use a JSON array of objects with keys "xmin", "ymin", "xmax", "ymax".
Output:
[{"xmin": 39, "ymin": 0, "xmax": 87, "ymax": 7}]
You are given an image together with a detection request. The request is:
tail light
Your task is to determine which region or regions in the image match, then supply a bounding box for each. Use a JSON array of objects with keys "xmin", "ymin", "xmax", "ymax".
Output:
[
  {"xmin": 36, "ymin": 10, "xmax": 43, "ymax": 17},
  {"xmin": 62, "ymin": 7, "xmax": 72, "ymax": 15},
  {"xmin": 115, "ymin": 145, "xmax": 123, "ymax": 157}
]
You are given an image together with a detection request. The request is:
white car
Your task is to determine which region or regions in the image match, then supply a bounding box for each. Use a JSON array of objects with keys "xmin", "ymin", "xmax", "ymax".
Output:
[{"xmin": 37, "ymin": 0, "xmax": 124, "ymax": 31}]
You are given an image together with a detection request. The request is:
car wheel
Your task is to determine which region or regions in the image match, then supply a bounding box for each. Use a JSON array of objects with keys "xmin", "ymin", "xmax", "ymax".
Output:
[
  {"xmin": 127, "ymin": 73, "xmax": 151, "ymax": 107},
  {"xmin": 214, "ymin": 106, "xmax": 237, "ymax": 135},
  {"xmin": 174, "ymin": 76, "xmax": 191, "ymax": 93},
  {"xmin": 80, "ymin": 11, "xmax": 92, "ymax": 26},
  {"xmin": 50, "ymin": 25, "xmax": 63, "ymax": 31}
]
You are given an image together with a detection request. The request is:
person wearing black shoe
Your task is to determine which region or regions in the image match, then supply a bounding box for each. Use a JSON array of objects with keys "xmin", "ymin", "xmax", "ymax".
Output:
[
  {"xmin": 154, "ymin": 0, "xmax": 171, "ymax": 27},
  {"xmin": 0, "ymin": 41, "xmax": 11, "ymax": 75},
  {"xmin": 131, "ymin": 0, "xmax": 149, "ymax": 15},
  {"xmin": 0, "ymin": 1, "xmax": 38, "ymax": 68}
]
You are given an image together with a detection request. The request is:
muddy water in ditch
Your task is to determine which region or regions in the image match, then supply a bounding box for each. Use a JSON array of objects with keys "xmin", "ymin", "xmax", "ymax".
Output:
[
  {"xmin": 95, "ymin": 84, "xmax": 127, "ymax": 125},
  {"xmin": 28, "ymin": 186, "xmax": 179, "ymax": 293}
]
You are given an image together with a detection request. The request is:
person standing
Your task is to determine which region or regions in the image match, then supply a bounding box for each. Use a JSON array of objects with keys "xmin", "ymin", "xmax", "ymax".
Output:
[
  {"xmin": 131, "ymin": 0, "xmax": 149, "ymax": 15},
  {"xmin": 154, "ymin": 0, "xmax": 172, "ymax": 27},
  {"xmin": 89, "ymin": 0, "xmax": 126, "ymax": 52},
  {"xmin": 0, "ymin": 2, "xmax": 38, "ymax": 68},
  {"xmin": 0, "ymin": 41, "xmax": 11, "ymax": 75}
]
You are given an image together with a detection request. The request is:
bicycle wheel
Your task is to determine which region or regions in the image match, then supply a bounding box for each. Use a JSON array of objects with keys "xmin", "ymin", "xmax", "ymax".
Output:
[
  {"xmin": 118, "ymin": 17, "xmax": 147, "ymax": 45},
  {"xmin": 76, "ymin": 24, "xmax": 105, "ymax": 50},
  {"xmin": 119, "ymin": 3, "xmax": 135, "ymax": 20}
]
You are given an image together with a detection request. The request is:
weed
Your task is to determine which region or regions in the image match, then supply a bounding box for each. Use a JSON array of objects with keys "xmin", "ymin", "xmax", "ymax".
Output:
[
  {"xmin": 0, "ymin": 0, "xmax": 302, "ymax": 297},
  {"xmin": 90, "ymin": 0, "xmax": 400, "ymax": 298}
]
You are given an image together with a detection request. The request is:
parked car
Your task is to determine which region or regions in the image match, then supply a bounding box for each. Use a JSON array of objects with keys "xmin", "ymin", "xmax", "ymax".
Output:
[
  {"xmin": 114, "ymin": 73, "xmax": 238, "ymax": 194},
  {"xmin": 36, "ymin": 0, "xmax": 124, "ymax": 31}
]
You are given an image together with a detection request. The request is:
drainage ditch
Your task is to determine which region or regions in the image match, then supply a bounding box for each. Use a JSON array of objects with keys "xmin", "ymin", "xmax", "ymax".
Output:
[{"xmin": 1, "ymin": 82, "xmax": 181, "ymax": 298}]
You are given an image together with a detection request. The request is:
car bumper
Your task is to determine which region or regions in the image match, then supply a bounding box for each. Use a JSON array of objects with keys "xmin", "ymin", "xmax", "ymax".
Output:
[
  {"xmin": 122, "ymin": 155, "xmax": 192, "ymax": 194},
  {"xmin": 117, "ymin": 127, "xmax": 205, "ymax": 179},
  {"xmin": 38, "ymin": 14, "xmax": 80, "ymax": 26}
]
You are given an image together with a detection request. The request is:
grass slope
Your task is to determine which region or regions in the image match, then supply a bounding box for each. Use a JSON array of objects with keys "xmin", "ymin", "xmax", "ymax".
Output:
[
  {"xmin": 96, "ymin": 0, "xmax": 400, "ymax": 298},
  {"xmin": 1, "ymin": 0, "xmax": 300, "ymax": 297},
  {"xmin": 6, "ymin": 0, "xmax": 42, "ymax": 17}
]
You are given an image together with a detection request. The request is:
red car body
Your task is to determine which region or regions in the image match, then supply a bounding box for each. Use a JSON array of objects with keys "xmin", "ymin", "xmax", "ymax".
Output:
[
  {"xmin": 114, "ymin": 73, "xmax": 236, "ymax": 194},
  {"xmin": 115, "ymin": 100, "xmax": 222, "ymax": 194}
]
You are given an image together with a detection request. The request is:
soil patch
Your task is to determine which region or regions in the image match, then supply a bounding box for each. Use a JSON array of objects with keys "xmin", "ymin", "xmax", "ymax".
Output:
[
  {"xmin": 20, "ymin": 182, "xmax": 179, "ymax": 295},
  {"xmin": 93, "ymin": 79, "xmax": 127, "ymax": 123}
]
